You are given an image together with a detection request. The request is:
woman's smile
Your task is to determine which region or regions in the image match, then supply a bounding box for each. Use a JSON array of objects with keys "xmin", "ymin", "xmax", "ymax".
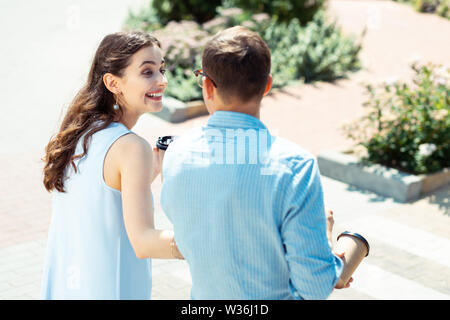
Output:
[{"xmin": 146, "ymin": 90, "xmax": 164, "ymax": 102}]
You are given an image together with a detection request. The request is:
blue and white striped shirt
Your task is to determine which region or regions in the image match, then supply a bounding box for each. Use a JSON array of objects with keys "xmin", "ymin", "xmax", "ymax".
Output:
[{"xmin": 161, "ymin": 111, "xmax": 343, "ymax": 299}]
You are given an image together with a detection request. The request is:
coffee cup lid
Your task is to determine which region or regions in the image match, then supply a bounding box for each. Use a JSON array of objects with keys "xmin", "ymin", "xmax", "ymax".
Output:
[
  {"xmin": 337, "ymin": 231, "xmax": 370, "ymax": 257},
  {"xmin": 156, "ymin": 135, "xmax": 177, "ymax": 150}
]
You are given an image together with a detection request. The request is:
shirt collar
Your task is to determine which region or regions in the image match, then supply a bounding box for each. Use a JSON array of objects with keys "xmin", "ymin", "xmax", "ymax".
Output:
[{"xmin": 206, "ymin": 111, "xmax": 268, "ymax": 130}]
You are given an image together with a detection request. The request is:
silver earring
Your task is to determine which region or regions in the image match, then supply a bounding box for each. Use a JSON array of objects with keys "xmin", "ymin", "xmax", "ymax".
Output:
[{"xmin": 113, "ymin": 104, "xmax": 119, "ymax": 111}]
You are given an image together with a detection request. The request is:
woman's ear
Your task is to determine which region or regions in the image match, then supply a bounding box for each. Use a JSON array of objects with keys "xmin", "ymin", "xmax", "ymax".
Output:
[{"xmin": 103, "ymin": 73, "xmax": 121, "ymax": 95}]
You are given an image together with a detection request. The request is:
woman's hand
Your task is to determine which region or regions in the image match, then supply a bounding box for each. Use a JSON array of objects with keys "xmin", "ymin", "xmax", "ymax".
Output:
[
  {"xmin": 119, "ymin": 134, "xmax": 178, "ymax": 259},
  {"xmin": 171, "ymin": 238, "xmax": 184, "ymax": 260},
  {"xmin": 151, "ymin": 147, "xmax": 165, "ymax": 183}
]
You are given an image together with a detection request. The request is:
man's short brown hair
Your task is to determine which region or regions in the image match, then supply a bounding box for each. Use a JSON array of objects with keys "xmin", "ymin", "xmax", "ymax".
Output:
[{"xmin": 202, "ymin": 26, "xmax": 271, "ymax": 103}]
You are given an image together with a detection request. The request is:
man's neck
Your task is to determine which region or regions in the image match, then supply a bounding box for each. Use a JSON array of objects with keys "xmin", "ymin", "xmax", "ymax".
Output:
[{"xmin": 212, "ymin": 102, "xmax": 261, "ymax": 120}]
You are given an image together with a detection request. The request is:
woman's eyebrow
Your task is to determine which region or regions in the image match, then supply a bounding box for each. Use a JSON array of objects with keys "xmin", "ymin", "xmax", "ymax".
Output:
[{"xmin": 140, "ymin": 59, "xmax": 165, "ymax": 67}]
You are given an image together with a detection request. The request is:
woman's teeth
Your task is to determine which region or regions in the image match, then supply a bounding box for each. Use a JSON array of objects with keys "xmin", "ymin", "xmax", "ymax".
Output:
[{"xmin": 147, "ymin": 93, "xmax": 163, "ymax": 98}]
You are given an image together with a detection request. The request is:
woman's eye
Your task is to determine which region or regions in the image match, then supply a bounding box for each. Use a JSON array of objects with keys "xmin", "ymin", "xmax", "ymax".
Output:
[
  {"xmin": 160, "ymin": 68, "xmax": 166, "ymax": 75},
  {"xmin": 143, "ymin": 70, "xmax": 153, "ymax": 76}
]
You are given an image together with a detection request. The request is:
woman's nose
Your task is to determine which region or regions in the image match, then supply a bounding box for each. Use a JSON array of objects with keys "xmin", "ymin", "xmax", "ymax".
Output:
[{"xmin": 157, "ymin": 72, "xmax": 168, "ymax": 88}]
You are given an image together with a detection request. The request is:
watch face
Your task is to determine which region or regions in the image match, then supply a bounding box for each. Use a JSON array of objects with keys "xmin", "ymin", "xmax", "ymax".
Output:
[{"xmin": 156, "ymin": 136, "xmax": 176, "ymax": 150}]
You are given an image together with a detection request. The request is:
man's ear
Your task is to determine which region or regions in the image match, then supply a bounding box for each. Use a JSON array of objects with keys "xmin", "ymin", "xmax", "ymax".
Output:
[
  {"xmin": 263, "ymin": 74, "xmax": 273, "ymax": 96},
  {"xmin": 203, "ymin": 76, "xmax": 215, "ymax": 100},
  {"xmin": 103, "ymin": 73, "xmax": 121, "ymax": 95}
]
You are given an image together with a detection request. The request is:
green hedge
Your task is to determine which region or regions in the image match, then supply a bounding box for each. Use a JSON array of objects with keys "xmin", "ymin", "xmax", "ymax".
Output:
[{"xmin": 264, "ymin": 11, "xmax": 363, "ymax": 87}]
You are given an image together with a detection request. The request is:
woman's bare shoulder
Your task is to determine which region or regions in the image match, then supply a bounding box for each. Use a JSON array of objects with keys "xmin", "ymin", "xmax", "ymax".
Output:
[
  {"xmin": 109, "ymin": 133, "xmax": 153, "ymax": 170},
  {"xmin": 115, "ymin": 133, "xmax": 152, "ymax": 151}
]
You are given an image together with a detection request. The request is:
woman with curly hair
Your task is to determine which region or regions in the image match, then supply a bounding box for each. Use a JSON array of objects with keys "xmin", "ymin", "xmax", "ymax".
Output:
[{"xmin": 40, "ymin": 31, "xmax": 183, "ymax": 300}]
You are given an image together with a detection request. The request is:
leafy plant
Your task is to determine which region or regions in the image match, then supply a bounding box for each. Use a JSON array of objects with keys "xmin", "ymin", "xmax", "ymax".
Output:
[
  {"xmin": 436, "ymin": 0, "xmax": 450, "ymax": 18},
  {"xmin": 123, "ymin": 0, "xmax": 162, "ymax": 31},
  {"xmin": 264, "ymin": 11, "xmax": 364, "ymax": 87},
  {"xmin": 164, "ymin": 55, "xmax": 204, "ymax": 102},
  {"xmin": 202, "ymin": 7, "xmax": 270, "ymax": 35},
  {"xmin": 152, "ymin": 0, "xmax": 222, "ymax": 24},
  {"xmin": 393, "ymin": 0, "xmax": 450, "ymax": 19},
  {"xmin": 342, "ymin": 63, "xmax": 450, "ymax": 174},
  {"xmin": 124, "ymin": 5, "xmax": 363, "ymax": 102},
  {"xmin": 223, "ymin": 0, "xmax": 327, "ymax": 25}
]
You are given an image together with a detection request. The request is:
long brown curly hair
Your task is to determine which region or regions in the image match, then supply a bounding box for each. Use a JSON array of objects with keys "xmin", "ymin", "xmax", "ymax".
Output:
[{"xmin": 43, "ymin": 31, "xmax": 161, "ymax": 193}]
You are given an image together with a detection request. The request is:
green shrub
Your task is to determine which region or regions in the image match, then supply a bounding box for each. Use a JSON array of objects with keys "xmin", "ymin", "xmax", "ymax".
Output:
[
  {"xmin": 202, "ymin": 7, "xmax": 270, "ymax": 35},
  {"xmin": 264, "ymin": 11, "xmax": 364, "ymax": 87},
  {"xmin": 152, "ymin": 0, "xmax": 222, "ymax": 23},
  {"xmin": 123, "ymin": 0, "xmax": 162, "ymax": 31},
  {"xmin": 223, "ymin": 0, "xmax": 327, "ymax": 25},
  {"xmin": 393, "ymin": 0, "xmax": 450, "ymax": 19},
  {"xmin": 137, "ymin": 0, "xmax": 327, "ymax": 25},
  {"xmin": 124, "ymin": 6, "xmax": 363, "ymax": 102},
  {"xmin": 342, "ymin": 63, "xmax": 450, "ymax": 174},
  {"xmin": 164, "ymin": 57, "xmax": 203, "ymax": 102},
  {"xmin": 436, "ymin": 0, "xmax": 450, "ymax": 18},
  {"xmin": 413, "ymin": 0, "xmax": 441, "ymax": 12}
]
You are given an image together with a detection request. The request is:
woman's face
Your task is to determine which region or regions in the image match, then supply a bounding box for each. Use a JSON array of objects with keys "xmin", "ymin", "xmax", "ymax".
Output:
[{"xmin": 117, "ymin": 45, "xmax": 168, "ymax": 114}]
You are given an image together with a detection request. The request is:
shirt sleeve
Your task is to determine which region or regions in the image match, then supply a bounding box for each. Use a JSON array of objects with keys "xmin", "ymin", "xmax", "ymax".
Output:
[{"xmin": 280, "ymin": 157, "xmax": 343, "ymax": 300}]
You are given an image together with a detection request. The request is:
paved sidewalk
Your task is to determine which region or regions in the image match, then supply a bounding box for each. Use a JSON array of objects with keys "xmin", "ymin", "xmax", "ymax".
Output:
[{"xmin": 1, "ymin": 0, "xmax": 449, "ymax": 300}]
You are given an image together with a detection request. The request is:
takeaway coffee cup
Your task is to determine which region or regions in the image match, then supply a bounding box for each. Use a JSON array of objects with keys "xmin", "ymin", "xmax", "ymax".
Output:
[
  {"xmin": 334, "ymin": 231, "xmax": 370, "ymax": 289},
  {"xmin": 156, "ymin": 136, "xmax": 177, "ymax": 151}
]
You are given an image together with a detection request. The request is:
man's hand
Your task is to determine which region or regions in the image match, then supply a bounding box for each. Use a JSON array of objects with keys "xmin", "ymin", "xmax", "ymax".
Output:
[
  {"xmin": 325, "ymin": 209, "xmax": 353, "ymax": 289},
  {"xmin": 333, "ymin": 251, "xmax": 353, "ymax": 289},
  {"xmin": 325, "ymin": 208, "xmax": 334, "ymax": 246}
]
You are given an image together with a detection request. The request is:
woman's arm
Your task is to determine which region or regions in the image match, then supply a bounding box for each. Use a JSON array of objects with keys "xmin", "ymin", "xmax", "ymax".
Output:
[
  {"xmin": 118, "ymin": 134, "xmax": 182, "ymax": 259},
  {"xmin": 150, "ymin": 146, "xmax": 163, "ymax": 184},
  {"xmin": 152, "ymin": 147, "xmax": 165, "ymax": 183}
]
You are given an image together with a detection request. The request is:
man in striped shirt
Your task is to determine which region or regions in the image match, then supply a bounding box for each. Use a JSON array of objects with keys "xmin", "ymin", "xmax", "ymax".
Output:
[{"xmin": 161, "ymin": 26, "xmax": 346, "ymax": 299}]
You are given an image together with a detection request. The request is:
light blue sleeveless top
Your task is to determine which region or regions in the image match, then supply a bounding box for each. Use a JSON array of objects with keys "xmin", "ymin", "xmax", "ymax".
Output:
[{"xmin": 40, "ymin": 121, "xmax": 152, "ymax": 300}]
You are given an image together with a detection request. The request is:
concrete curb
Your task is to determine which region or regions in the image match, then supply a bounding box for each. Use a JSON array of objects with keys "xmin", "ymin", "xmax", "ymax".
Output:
[
  {"xmin": 317, "ymin": 151, "xmax": 450, "ymax": 203},
  {"xmin": 152, "ymin": 96, "xmax": 208, "ymax": 123}
]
